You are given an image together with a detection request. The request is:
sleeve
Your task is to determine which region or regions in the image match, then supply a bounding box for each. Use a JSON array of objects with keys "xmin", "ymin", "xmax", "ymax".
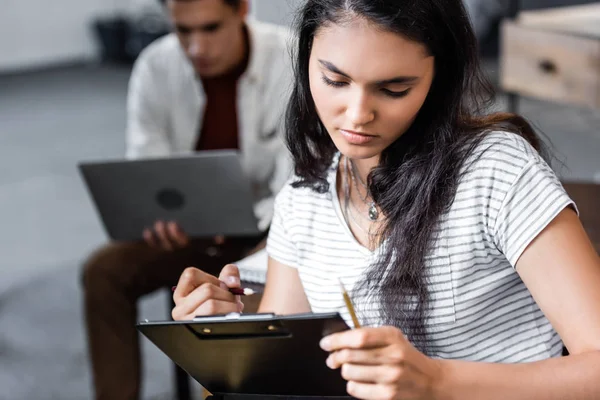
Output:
[
  {"xmin": 256, "ymin": 43, "xmax": 294, "ymax": 230},
  {"xmin": 266, "ymin": 184, "xmax": 300, "ymax": 269},
  {"xmin": 492, "ymin": 158, "xmax": 576, "ymax": 267},
  {"xmin": 125, "ymin": 51, "xmax": 172, "ymax": 159},
  {"xmin": 255, "ymin": 144, "xmax": 293, "ymax": 231}
]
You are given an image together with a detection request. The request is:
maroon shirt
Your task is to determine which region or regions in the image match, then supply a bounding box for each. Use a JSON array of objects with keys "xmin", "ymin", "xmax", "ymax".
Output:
[{"xmin": 195, "ymin": 28, "xmax": 250, "ymax": 151}]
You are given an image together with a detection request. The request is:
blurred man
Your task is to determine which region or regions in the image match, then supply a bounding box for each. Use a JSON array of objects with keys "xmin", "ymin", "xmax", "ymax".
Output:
[{"xmin": 82, "ymin": 1, "xmax": 292, "ymax": 399}]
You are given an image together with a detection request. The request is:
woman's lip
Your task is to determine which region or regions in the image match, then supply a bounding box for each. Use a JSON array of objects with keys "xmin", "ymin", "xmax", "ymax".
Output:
[{"xmin": 339, "ymin": 129, "xmax": 377, "ymax": 145}]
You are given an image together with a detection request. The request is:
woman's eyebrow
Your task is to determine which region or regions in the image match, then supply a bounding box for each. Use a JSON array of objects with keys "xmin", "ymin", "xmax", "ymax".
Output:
[{"xmin": 318, "ymin": 59, "xmax": 419, "ymax": 85}]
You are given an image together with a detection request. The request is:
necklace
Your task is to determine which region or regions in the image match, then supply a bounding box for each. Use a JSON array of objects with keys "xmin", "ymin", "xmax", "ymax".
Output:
[
  {"xmin": 349, "ymin": 162, "xmax": 369, "ymax": 203},
  {"xmin": 347, "ymin": 158, "xmax": 379, "ymax": 221},
  {"xmin": 351, "ymin": 159, "xmax": 368, "ymax": 189},
  {"xmin": 348, "ymin": 192, "xmax": 377, "ymax": 223},
  {"xmin": 342, "ymin": 159, "xmax": 377, "ymax": 238}
]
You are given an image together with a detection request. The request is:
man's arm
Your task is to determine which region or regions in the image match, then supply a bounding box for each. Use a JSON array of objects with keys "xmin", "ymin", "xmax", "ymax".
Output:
[{"xmin": 125, "ymin": 53, "xmax": 172, "ymax": 159}]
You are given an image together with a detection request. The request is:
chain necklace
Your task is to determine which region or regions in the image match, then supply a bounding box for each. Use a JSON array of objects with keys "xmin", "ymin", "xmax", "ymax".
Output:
[
  {"xmin": 348, "ymin": 190, "xmax": 377, "ymax": 224},
  {"xmin": 342, "ymin": 158, "xmax": 377, "ymax": 238},
  {"xmin": 351, "ymin": 159, "xmax": 368, "ymax": 189},
  {"xmin": 349, "ymin": 162, "xmax": 369, "ymax": 203},
  {"xmin": 348, "ymin": 158, "xmax": 379, "ymax": 221}
]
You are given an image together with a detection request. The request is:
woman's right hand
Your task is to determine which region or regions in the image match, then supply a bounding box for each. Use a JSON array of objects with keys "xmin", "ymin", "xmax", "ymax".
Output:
[{"xmin": 171, "ymin": 264, "xmax": 244, "ymax": 320}]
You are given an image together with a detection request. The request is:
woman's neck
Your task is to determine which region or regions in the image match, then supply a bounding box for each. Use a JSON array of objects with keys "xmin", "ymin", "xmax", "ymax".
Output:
[{"xmin": 350, "ymin": 155, "xmax": 380, "ymax": 185}]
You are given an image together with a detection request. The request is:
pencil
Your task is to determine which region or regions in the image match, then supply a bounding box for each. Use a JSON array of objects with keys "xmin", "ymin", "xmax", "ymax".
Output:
[
  {"xmin": 338, "ymin": 279, "xmax": 361, "ymax": 329},
  {"xmin": 171, "ymin": 286, "xmax": 256, "ymax": 296}
]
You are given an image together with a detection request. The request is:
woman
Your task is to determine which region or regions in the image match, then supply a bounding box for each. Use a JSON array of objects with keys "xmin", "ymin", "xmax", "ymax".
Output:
[{"xmin": 172, "ymin": 0, "xmax": 600, "ymax": 398}]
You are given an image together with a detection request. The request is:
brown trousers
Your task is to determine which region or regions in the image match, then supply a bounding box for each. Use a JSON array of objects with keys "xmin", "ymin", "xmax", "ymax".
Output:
[{"xmin": 82, "ymin": 236, "xmax": 263, "ymax": 400}]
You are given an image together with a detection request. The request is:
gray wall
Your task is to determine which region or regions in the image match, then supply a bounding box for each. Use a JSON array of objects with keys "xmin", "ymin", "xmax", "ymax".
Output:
[
  {"xmin": 0, "ymin": 0, "xmax": 298, "ymax": 73},
  {"xmin": 251, "ymin": 0, "xmax": 301, "ymax": 27},
  {"xmin": 0, "ymin": 0, "xmax": 139, "ymax": 72}
]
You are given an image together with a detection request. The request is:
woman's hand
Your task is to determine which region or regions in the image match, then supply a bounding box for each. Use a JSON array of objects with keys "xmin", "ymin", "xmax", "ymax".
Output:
[
  {"xmin": 171, "ymin": 264, "xmax": 244, "ymax": 320},
  {"xmin": 320, "ymin": 326, "xmax": 444, "ymax": 400}
]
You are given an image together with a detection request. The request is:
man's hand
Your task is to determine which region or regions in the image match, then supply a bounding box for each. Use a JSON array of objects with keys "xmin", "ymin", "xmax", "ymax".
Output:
[
  {"xmin": 143, "ymin": 220, "xmax": 189, "ymax": 251},
  {"xmin": 171, "ymin": 264, "xmax": 244, "ymax": 320}
]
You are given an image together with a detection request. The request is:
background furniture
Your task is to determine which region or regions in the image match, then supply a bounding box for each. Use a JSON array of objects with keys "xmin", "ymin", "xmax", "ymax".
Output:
[
  {"xmin": 564, "ymin": 183, "xmax": 600, "ymax": 254},
  {"xmin": 501, "ymin": 2, "xmax": 600, "ymax": 113}
]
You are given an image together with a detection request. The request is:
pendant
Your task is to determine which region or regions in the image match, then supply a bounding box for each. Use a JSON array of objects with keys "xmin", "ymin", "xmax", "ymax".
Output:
[{"xmin": 368, "ymin": 203, "xmax": 379, "ymax": 221}]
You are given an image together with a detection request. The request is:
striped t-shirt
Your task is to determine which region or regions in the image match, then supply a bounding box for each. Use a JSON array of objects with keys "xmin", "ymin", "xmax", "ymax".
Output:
[{"xmin": 266, "ymin": 131, "xmax": 575, "ymax": 363}]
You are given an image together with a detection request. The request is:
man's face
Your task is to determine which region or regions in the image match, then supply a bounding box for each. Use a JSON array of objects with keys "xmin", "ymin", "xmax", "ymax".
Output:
[{"xmin": 167, "ymin": 0, "xmax": 248, "ymax": 77}]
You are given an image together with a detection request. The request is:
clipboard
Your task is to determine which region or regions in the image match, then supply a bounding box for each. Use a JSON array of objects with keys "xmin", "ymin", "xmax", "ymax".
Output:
[{"xmin": 137, "ymin": 312, "xmax": 350, "ymax": 397}]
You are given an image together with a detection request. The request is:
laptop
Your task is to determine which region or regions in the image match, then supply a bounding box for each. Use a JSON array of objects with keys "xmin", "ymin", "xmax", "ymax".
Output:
[{"xmin": 79, "ymin": 150, "xmax": 261, "ymax": 241}]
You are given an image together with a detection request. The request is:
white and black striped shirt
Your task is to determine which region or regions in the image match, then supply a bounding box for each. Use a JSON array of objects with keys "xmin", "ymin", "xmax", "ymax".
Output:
[{"xmin": 266, "ymin": 132, "xmax": 575, "ymax": 362}]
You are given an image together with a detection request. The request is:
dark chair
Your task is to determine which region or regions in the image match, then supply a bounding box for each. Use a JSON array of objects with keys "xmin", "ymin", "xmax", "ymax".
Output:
[
  {"xmin": 563, "ymin": 182, "xmax": 600, "ymax": 255},
  {"xmin": 168, "ymin": 294, "xmax": 192, "ymax": 400}
]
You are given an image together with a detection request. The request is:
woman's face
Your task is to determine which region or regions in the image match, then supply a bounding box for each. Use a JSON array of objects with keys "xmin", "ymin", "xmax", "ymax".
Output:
[{"xmin": 309, "ymin": 18, "xmax": 435, "ymax": 162}]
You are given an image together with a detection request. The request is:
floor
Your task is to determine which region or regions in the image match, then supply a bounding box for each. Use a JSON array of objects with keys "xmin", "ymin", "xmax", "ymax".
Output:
[
  {"xmin": 0, "ymin": 62, "xmax": 598, "ymax": 400},
  {"xmin": 0, "ymin": 64, "xmax": 202, "ymax": 400}
]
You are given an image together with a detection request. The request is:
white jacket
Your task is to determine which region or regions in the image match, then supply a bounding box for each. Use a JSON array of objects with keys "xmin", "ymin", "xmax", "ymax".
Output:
[{"xmin": 125, "ymin": 20, "xmax": 294, "ymax": 231}]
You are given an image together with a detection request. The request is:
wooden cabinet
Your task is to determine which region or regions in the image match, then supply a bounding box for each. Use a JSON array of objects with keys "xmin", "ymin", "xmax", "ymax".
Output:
[{"xmin": 500, "ymin": 3, "xmax": 600, "ymax": 110}]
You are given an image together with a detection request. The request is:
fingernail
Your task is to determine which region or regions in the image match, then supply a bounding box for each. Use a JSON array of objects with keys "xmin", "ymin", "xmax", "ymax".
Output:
[
  {"xmin": 219, "ymin": 281, "xmax": 229, "ymax": 290},
  {"xmin": 320, "ymin": 337, "xmax": 331, "ymax": 350},
  {"xmin": 226, "ymin": 276, "xmax": 240, "ymax": 287},
  {"xmin": 325, "ymin": 356, "xmax": 333, "ymax": 368},
  {"xmin": 238, "ymin": 301, "xmax": 244, "ymax": 312}
]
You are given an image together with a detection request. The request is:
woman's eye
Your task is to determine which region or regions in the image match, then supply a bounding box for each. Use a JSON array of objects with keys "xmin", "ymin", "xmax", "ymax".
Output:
[
  {"xmin": 321, "ymin": 74, "xmax": 410, "ymax": 98},
  {"xmin": 321, "ymin": 75, "xmax": 347, "ymax": 88},
  {"xmin": 381, "ymin": 88, "xmax": 411, "ymax": 98}
]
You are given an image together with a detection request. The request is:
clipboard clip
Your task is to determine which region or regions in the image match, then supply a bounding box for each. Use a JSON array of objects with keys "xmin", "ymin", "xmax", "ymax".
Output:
[
  {"xmin": 187, "ymin": 313, "xmax": 291, "ymax": 340},
  {"xmin": 192, "ymin": 312, "xmax": 276, "ymax": 322}
]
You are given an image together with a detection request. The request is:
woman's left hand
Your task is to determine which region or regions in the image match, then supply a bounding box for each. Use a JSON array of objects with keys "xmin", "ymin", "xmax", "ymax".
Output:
[{"xmin": 320, "ymin": 326, "xmax": 444, "ymax": 400}]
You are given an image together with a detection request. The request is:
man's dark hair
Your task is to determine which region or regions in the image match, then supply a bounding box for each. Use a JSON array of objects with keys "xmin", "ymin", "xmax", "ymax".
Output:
[
  {"xmin": 223, "ymin": 0, "xmax": 241, "ymax": 8},
  {"xmin": 160, "ymin": 0, "xmax": 242, "ymax": 9}
]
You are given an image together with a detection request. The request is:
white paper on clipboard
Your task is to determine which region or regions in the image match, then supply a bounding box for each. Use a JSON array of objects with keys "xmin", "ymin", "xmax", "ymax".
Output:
[{"xmin": 235, "ymin": 248, "xmax": 268, "ymax": 284}]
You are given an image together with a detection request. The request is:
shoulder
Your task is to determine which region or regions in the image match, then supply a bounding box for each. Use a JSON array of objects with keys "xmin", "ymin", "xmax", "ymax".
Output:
[
  {"xmin": 460, "ymin": 131, "xmax": 547, "ymax": 185},
  {"xmin": 468, "ymin": 131, "xmax": 542, "ymax": 167},
  {"xmin": 248, "ymin": 19, "xmax": 293, "ymax": 52},
  {"xmin": 275, "ymin": 176, "xmax": 325, "ymax": 209},
  {"xmin": 452, "ymin": 131, "xmax": 569, "ymax": 232},
  {"xmin": 247, "ymin": 20, "xmax": 294, "ymax": 83},
  {"xmin": 131, "ymin": 33, "xmax": 184, "ymax": 77},
  {"xmin": 451, "ymin": 131, "xmax": 557, "ymax": 219},
  {"xmin": 274, "ymin": 165, "xmax": 338, "ymax": 218}
]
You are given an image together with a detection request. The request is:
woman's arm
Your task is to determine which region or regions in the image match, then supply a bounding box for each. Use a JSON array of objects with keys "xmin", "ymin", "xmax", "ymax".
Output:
[
  {"xmin": 436, "ymin": 207, "xmax": 600, "ymax": 400},
  {"xmin": 258, "ymin": 257, "xmax": 312, "ymax": 315},
  {"xmin": 323, "ymin": 208, "xmax": 600, "ymax": 400}
]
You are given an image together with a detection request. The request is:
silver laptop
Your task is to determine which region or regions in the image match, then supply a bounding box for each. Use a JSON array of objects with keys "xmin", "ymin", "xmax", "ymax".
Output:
[{"xmin": 78, "ymin": 150, "xmax": 261, "ymax": 241}]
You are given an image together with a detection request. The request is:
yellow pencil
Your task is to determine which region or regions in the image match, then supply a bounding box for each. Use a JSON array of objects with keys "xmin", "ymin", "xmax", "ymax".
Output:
[{"xmin": 338, "ymin": 278, "xmax": 361, "ymax": 329}]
